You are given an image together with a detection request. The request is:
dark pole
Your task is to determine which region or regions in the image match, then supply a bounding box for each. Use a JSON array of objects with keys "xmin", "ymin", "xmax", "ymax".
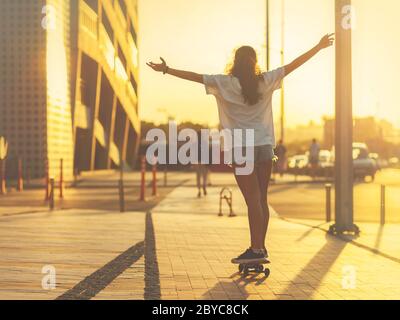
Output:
[
  {"xmin": 330, "ymin": 0, "xmax": 359, "ymax": 235},
  {"xmin": 325, "ymin": 184, "xmax": 332, "ymax": 222},
  {"xmin": 280, "ymin": 0, "xmax": 285, "ymax": 142},
  {"xmin": 49, "ymin": 178, "xmax": 55, "ymax": 211},
  {"xmin": 380, "ymin": 185, "xmax": 386, "ymax": 226},
  {"xmin": 266, "ymin": 0, "xmax": 270, "ymax": 71},
  {"xmin": 59, "ymin": 158, "xmax": 64, "ymax": 198},
  {"xmin": 119, "ymin": 152, "xmax": 125, "ymax": 213}
]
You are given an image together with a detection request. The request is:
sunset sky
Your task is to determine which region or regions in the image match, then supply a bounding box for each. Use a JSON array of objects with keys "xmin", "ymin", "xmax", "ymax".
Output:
[{"xmin": 138, "ymin": 0, "xmax": 400, "ymax": 129}]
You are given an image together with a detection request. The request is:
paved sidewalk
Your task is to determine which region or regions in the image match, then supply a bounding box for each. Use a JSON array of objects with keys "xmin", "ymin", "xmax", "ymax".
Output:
[
  {"xmin": 150, "ymin": 186, "xmax": 400, "ymax": 300},
  {"xmin": 6, "ymin": 170, "xmax": 192, "ymax": 189},
  {"xmin": 0, "ymin": 206, "xmax": 49, "ymax": 217},
  {"xmin": 1, "ymin": 181, "xmax": 400, "ymax": 299},
  {"xmin": 314, "ymin": 220, "xmax": 400, "ymax": 262}
]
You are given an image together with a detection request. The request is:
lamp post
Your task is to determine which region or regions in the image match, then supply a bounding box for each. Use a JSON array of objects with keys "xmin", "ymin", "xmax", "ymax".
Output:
[
  {"xmin": 266, "ymin": 0, "xmax": 285, "ymax": 141},
  {"xmin": 329, "ymin": 0, "xmax": 359, "ymax": 235},
  {"xmin": 280, "ymin": 0, "xmax": 285, "ymax": 142},
  {"xmin": 266, "ymin": 0, "xmax": 270, "ymax": 71},
  {"xmin": 158, "ymin": 108, "xmax": 175, "ymax": 187}
]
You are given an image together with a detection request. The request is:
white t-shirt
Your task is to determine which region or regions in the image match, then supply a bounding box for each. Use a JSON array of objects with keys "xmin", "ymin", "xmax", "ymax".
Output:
[{"xmin": 203, "ymin": 67, "xmax": 285, "ymax": 148}]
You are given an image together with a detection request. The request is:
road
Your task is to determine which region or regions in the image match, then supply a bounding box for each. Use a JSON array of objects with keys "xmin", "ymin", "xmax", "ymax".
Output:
[{"xmin": 269, "ymin": 169, "xmax": 400, "ymax": 223}]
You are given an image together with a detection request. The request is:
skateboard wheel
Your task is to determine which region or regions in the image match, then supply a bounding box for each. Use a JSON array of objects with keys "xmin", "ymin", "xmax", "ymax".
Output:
[
  {"xmin": 256, "ymin": 265, "xmax": 264, "ymax": 272},
  {"xmin": 264, "ymin": 268, "xmax": 270, "ymax": 278}
]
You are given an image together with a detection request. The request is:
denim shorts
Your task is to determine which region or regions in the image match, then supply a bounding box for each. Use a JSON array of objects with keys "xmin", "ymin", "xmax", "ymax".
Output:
[{"xmin": 232, "ymin": 145, "xmax": 275, "ymax": 165}]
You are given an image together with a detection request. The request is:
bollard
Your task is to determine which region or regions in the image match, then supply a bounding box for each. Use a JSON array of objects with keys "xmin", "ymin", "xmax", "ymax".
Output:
[
  {"xmin": 139, "ymin": 156, "xmax": 146, "ymax": 201},
  {"xmin": 0, "ymin": 159, "xmax": 6, "ymax": 195},
  {"xmin": 164, "ymin": 166, "xmax": 167, "ymax": 187},
  {"xmin": 380, "ymin": 185, "xmax": 386, "ymax": 226},
  {"xmin": 325, "ymin": 183, "xmax": 332, "ymax": 223},
  {"xmin": 119, "ymin": 179, "xmax": 125, "ymax": 213},
  {"xmin": 17, "ymin": 158, "xmax": 23, "ymax": 191},
  {"xmin": 59, "ymin": 158, "xmax": 64, "ymax": 199},
  {"xmin": 44, "ymin": 158, "xmax": 50, "ymax": 201},
  {"xmin": 49, "ymin": 178, "xmax": 55, "ymax": 210},
  {"xmin": 119, "ymin": 155, "xmax": 125, "ymax": 212},
  {"xmin": 152, "ymin": 157, "xmax": 158, "ymax": 197}
]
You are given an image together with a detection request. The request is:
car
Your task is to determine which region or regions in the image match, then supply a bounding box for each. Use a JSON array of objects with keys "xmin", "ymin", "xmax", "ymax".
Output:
[
  {"xmin": 328, "ymin": 143, "xmax": 378, "ymax": 181},
  {"xmin": 317, "ymin": 150, "xmax": 334, "ymax": 177},
  {"xmin": 388, "ymin": 157, "xmax": 399, "ymax": 168},
  {"xmin": 352, "ymin": 143, "xmax": 378, "ymax": 181},
  {"xmin": 287, "ymin": 155, "xmax": 309, "ymax": 175},
  {"xmin": 369, "ymin": 153, "xmax": 388, "ymax": 170}
]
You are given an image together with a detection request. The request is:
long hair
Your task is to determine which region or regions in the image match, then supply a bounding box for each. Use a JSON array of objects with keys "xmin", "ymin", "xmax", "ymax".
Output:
[{"xmin": 226, "ymin": 46, "xmax": 262, "ymax": 105}]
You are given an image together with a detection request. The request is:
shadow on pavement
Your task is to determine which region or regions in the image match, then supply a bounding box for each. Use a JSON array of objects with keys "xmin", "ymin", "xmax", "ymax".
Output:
[
  {"xmin": 296, "ymin": 223, "xmax": 327, "ymax": 242},
  {"xmin": 56, "ymin": 212, "xmax": 161, "ymax": 300},
  {"xmin": 144, "ymin": 211, "xmax": 161, "ymax": 300},
  {"xmin": 374, "ymin": 225, "xmax": 384, "ymax": 251},
  {"xmin": 202, "ymin": 272, "xmax": 269, "ymax": 300},
  {"xmin": 57, "ymin": 241, "xmax": 145, "ymax": 300},
  {"xmin": 281, "ymin": 233, "xmax": 347, "ymax": 299}
]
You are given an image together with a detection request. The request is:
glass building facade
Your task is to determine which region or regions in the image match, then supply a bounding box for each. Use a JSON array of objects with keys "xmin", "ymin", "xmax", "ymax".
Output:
[{"xmin": 0, "ymin": 0, "xmax": 140, "ymax": 179}]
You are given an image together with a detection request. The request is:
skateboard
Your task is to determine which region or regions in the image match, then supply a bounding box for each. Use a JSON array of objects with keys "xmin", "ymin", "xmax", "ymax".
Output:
[{"xmin": 238, "ymin": 260, "xmax": 270, "ymax": 277}]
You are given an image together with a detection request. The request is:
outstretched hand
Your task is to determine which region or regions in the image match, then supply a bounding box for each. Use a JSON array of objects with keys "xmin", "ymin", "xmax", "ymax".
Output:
[
  {"xmin": 146, "ymin": 57, "xmax": 167, "ymax": 73},
  {"xmin": 318, "ymin": 33, "xmax": 335, "ymax": 50}
]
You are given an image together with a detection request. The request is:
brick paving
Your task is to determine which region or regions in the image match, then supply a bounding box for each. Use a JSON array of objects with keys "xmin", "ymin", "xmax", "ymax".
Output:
[{"xmin": 1, "ymin": 176, "xmax": 400, "ymax": 300}]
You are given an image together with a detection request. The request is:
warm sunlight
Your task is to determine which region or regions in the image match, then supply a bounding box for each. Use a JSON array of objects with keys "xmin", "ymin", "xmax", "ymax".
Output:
[
  {"xmin": 1, "ymin": 0, "xmax": 400, "ymax": 304},
  {"xmin": 139, "ymin": 0, "xmax": 400, "ymax": 129},
  {"xmin": 46, "ymin": 0, "xmax": 74, "ymax": 179}
]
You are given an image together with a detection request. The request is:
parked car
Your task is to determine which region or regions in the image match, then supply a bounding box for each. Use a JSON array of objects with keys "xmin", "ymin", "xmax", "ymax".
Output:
[
  {"xmin": 352, "ymin": 143, "xmax": 378, "ymax": 181},
  {"xmin": 369, "ymin": 153, "xmax": 388, "ymax": 170},
  {"xmin": 317, "ymin": 150, "xmax": 334, "ymax": 177},
  {"xmin": 328, "ymin": 143, "xmax": 378, "ymax": 181},
  {"xmin": 287, "ymin": 155, "xmax": 309, "ymax": 175},
  {"xmin": 388, "ymin": 157, "xmax": 399, "ymax": 168}
]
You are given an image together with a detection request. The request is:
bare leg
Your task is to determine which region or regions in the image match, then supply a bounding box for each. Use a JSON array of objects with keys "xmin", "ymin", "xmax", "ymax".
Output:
[
  {"xmin": 202, "ymin": 166, "xmax": 208, "ymax": 195},
  {"xmin": 234, "ymin": 170, "xmax": 265, "ymax": 250},
  {"xmin": 255, "ymin": 161, "xmax": 273, "ymax": 248},
  {"xmin": 311, "ymin": 163, "xmax": 317, "ymax": 180}
]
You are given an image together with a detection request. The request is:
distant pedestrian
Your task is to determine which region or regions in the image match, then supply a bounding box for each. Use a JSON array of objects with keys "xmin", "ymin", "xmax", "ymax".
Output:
[
  {"xmin": 194, "ymin": 131, "xmax": 210, "ymax": 198},
  {"xmin": 274, "ymin": 140, "xmax": 287, "ymax": 178},
  {"xmin": 309, "ymin": 138, "xmax": 320, "ymax": 179}
]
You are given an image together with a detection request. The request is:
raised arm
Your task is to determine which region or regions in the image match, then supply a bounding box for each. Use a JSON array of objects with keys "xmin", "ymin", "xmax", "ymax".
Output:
[
  {"xmin": 147, "ymin": 58, "xmax": 204, "ymax": 84},
  {"xmin": 284, "ymin": 34, "xmax": 335, "ymax": 76}
]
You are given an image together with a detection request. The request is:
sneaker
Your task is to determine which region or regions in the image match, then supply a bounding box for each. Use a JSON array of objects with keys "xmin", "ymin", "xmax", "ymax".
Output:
[{"xmin": 231, "ymin": 248, "xmax": 267, "ymax": 264}]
